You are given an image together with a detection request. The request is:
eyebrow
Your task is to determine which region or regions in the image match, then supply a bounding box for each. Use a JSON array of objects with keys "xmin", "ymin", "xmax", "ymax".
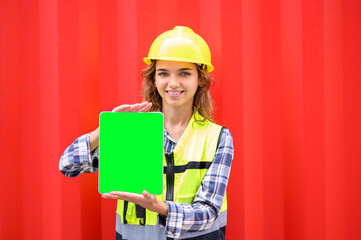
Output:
[{"xmin": 156, "ymin": 68, "xmax": 194, "ymax": 72}]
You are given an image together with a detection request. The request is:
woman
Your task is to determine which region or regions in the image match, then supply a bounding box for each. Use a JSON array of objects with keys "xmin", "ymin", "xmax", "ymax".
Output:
[{"xmin": 59, "ymin": 26, "xmax": 234, "ymax": 240}]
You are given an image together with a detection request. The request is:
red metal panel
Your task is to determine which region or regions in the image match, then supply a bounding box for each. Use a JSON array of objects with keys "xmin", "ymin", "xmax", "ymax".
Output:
[
  {"xmin": 0, "ymin": 1, "xmax": 23, "ymax": 239},
  {"xmin": 1, "ymin": 0, "xmax": 361, "ymax": 239},
  {"xmin": 281, "ymin": 0, "xmax": 305, "ymax": 239},
  {"xmin": 324, "ymin": 0, "xmax": 345, "ymax": 239},
  {"xmin": 38, "ymin": 0, "xmax": 62, "ymax": 239},
  {"xmin": 342, "ymin": 1, "xmax": 361, "ymax": 239},
  {"xmin": 302, "ymin": 0, "xmax": 327, "ymax": 239},
  {"xmin": 220, "ymin": 2, "xmax": 245, "ymax": 239},
  {"xmin": 242, "ymin": 0, "xmax": 264, "ymax": 239},
  {"xmin": 18, "ymin": 0, "xmax": 43, "ymax": 239},
  {"xmin": 260, "ymin": 0, "xmax": 284, "ymax": 239},
  {"xmin": 200, "ymin": 0, "xmax": 223, "ymax": 122}
]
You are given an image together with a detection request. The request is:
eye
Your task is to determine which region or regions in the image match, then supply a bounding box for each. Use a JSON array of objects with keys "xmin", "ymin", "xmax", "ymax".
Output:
[
  {"xmin": 157, "ymin": 72, "xmax": 169, "ymax": 77},
  {"xmin": 180, "ymin": 71, "xmax": 191, "ymax": 77}
]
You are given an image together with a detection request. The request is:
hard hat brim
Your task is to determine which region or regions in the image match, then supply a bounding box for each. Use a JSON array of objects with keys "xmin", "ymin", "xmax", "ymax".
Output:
[{"xmin": 143, "ymin": 57, "xmax": 214, "ymax": 72}]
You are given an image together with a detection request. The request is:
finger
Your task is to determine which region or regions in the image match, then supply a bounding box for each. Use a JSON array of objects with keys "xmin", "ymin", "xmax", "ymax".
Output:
[
  {"xmin": 138, "ymin": 102, "xmax": 153, "ymax": 112},
  {"xmin": 116, "ymin": 103, "xmax": 142, "ymax": 113},
  {"xmin": 129, "ymin": 102, "xmax": 148, "ymax": 112},
  {"xmin": 138, "ymin": 102, "xmax": 150, "ymax": 108},
  {"xmin": 128, "ymin": 103, "xmax": 142, "ymax": 112},
  {"xmin": 102, "ymin": 193, "xmax": 115, "ymax": 199},
  {"xmin": 112, "ymin": 104, "xmax": 131, "ymax": 112},
  {"xmin": 107, "ymin": 191, "xmax": 144, "ymax": 202},
  {"xmin": 113, "ymin": 102, "xmax": 151, "ymax": 113},
  {"xmin": 102, "ymin": 193, "xmax": 127, "ymax": 200},
  {"xmin": 113, "ymin": 103, "xmax": 144, "ymax": 112}
]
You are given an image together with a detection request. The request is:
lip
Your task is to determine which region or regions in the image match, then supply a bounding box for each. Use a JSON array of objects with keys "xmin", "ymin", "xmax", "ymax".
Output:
[{"xmin": 166, "ymin": 90, "xmax": 184, "ymax": 97}]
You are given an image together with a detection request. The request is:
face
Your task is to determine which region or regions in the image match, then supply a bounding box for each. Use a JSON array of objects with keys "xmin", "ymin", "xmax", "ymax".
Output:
[{"xmin": 155, "ymin": 60, "xmax": 199, "ymax": 110}]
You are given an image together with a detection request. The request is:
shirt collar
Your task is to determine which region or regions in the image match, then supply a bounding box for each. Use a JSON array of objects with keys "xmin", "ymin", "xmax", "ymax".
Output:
[{"xmin": 163, "ymin": 128, "xmax": 176, "ymax": 144}]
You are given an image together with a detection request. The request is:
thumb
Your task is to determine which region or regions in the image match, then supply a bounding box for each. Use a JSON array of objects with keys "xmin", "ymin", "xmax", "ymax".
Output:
[{"xmin": 142, "ymin": 190, "xmax": 151, "ymax": 199}]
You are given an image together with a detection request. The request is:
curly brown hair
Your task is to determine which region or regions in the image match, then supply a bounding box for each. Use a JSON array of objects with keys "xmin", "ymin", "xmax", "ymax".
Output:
[{"xmin": 141, "ymin": 61, "xmax": 215, "ymax": 124}]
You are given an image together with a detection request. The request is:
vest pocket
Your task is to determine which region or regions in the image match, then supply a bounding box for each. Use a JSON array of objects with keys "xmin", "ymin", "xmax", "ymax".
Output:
[
  {"xmin": 174, "ymin": 193, "xmax": 196, "ymax": 204},
  {"xmin": 124, "ymin": 202, "xmax": 144, "ymax": 225}
]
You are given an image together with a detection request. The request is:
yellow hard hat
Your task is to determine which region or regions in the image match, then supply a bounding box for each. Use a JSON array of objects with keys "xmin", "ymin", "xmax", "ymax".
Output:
[{"xmin": 143, "ymin": 26, "xmax": 214, "ymax": 72}]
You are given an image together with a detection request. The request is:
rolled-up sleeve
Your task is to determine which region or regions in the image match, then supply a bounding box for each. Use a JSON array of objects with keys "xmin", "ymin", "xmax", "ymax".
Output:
[{"xmin": 59, "ymin": 133, "xmax": 99, "ymax": 177}]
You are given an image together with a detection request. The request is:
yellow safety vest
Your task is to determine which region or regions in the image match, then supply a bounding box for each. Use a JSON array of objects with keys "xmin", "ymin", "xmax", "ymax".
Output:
[{"xmin": 116, "ymin": 111, "xmax": 227, "ymax": 227}]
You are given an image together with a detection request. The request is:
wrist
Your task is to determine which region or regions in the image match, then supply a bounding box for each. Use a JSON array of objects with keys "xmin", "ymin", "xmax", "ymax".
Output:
[
  {"xmin": 156, "ymin": 200, "xmax": 168, "ymax": 216},
  {"xmin": 89, "ymin": 127, "xmax": 100, "ymax": 151}
]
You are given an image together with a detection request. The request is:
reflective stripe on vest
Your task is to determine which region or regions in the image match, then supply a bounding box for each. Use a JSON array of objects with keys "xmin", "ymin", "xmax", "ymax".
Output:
[{"xmin": 116, "ymin": 110, "xmax": 228, "ymax": 233}]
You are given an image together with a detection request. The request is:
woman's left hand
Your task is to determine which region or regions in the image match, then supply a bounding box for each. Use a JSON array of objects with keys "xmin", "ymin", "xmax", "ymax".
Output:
[{"xmin": 102, "ymin": 190, "xmax": 168, "ymax": 216}]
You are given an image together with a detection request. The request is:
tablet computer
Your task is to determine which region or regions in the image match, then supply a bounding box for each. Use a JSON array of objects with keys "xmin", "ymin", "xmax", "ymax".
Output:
[{"xmin": 98, "ymin": 111, "xmax": 163, "ymax": 195}]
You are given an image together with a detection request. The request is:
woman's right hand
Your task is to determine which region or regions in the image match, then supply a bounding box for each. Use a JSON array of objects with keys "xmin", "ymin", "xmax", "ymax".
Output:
[
  {"xmin": 112, "ymin": 102, "xmax": 152, "ymax": 113},
  {"xmin": 89, "ymin": 102, "xmax": 153, "ymax": 151}
]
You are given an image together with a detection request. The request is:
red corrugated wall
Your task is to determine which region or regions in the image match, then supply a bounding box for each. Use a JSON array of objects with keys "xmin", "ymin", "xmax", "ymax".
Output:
[{"xmin": 1, "ymin": 0, "xmax": 360, "ymax": 239}]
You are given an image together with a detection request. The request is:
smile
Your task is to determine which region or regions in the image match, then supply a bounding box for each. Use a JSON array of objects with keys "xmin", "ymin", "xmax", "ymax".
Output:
[{"xmin": 166, "ymin": 91, "xmax": 184, "ymax": 97}]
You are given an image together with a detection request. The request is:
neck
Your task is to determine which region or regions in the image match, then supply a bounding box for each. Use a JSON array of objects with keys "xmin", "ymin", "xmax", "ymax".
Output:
[{"xmin": 162, "ymin": 104, "xmax": 194, "ymax": 129}]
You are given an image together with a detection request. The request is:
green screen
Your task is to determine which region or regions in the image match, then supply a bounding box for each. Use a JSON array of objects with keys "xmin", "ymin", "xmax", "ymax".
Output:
[{"xmin": 98, "ymin": 112, "xmax": 163, "ymax": 195}]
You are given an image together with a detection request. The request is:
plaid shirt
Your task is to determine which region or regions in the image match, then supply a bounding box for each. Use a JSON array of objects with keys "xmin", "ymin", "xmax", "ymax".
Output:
[{"xmin": 59, "ymin": 127, "xmax": 233, "ymax": 239}]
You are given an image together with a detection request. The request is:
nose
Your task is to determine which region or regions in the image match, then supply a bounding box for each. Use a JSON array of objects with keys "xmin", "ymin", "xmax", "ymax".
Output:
[{"xmin": 168, "ymin": 74, "xmax": 180, "ymax": 88}]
